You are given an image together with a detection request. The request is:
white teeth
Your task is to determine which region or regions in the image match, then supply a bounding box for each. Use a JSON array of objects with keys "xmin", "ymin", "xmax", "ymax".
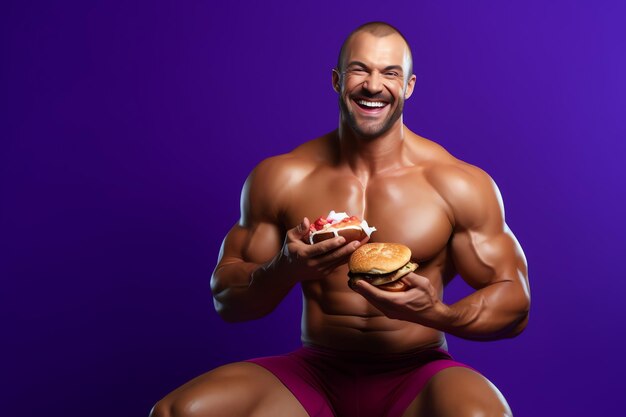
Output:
[{"xmin": 357, "ymin": 100, "xmax": 386, "ymax": 108}]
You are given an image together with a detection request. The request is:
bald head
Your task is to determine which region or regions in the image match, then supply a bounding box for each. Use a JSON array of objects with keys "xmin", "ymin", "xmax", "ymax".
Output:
[{"xmin": 337, "ymin": 22, "xmax": 413, "ymax": 77}]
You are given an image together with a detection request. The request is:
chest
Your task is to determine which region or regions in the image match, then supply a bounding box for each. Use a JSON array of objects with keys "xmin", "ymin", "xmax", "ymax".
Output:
[{"xmin": 283, "ymin": 170, "xmax": 453, "ymax": 262}]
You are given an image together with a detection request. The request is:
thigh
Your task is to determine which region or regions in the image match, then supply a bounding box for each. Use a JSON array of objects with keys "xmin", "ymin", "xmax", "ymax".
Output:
[
  {"xmin": 150, "ymin": 362, "xmax": 309, "ymax": 417},
  {"xmin": 401, "ymin": 367, "xmax": 512, "ymax": 417}
]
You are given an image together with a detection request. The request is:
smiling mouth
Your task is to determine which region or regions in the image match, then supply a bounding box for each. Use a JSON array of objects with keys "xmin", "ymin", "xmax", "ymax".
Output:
[{"xmin": 354, "ymin": 98, "xmax": 389, "ymax": 111}]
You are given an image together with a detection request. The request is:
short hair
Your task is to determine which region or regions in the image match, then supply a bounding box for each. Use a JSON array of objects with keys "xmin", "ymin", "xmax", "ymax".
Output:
[{"xmin": 336, "ymin": 22, "xmax": 413, "ymax": 76}]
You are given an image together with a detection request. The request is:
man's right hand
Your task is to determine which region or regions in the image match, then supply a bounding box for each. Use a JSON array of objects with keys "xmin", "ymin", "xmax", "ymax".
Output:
[{"xmin": 276, "ymin": 217, "xmax": 367, "ymax": 282}]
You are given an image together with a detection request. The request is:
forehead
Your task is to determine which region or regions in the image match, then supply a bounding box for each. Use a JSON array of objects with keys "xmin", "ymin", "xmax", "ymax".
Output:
[{"xmin": 343, "ymin": 31, "xmax": 410, "ymax": 69}]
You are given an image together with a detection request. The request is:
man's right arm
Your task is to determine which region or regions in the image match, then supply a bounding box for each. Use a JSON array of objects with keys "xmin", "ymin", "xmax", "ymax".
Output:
[
  {"xmin": 210, "ymin": 156, "xmax": 294, "ymax": 322},
  {"xmin": 210, "ymin": 156, "xmax": 358, "ymax": 322},
  {"xmin": 210, "ymin": 222, "xmax": 294, "ymax": 322}
]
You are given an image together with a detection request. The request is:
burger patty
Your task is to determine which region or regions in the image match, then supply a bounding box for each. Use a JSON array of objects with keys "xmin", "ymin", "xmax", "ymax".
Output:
[
  {"xmin": 348, "ymin": 270, "xmax": 395, "ymax": 281},
  {"xmin": 348, "ymin": 262, "xmax": 416, "ymax": 286}
]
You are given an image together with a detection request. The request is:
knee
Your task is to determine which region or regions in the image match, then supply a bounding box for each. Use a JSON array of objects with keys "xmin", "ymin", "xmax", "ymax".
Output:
[
  {"xmin": 454, "ymin": 398, "xmax": 512, "ymax": 417},
  {"xmin": 419, "ymin": 367, "xmax": 512, "ymax": 417},
  {"xmin": 420, "ymin": 394, "xmax": 511, "ymax": 417},
  {"xmin": 456, "ymin": 379, "xmax": 512, "ymax": 417},
  {"xmin": 149, "ymin": 399, "xmax": 170, "ymax": 417},
  {"xmin": 149, "ymin": 397, "xmax": 201, "ymax": 417}
]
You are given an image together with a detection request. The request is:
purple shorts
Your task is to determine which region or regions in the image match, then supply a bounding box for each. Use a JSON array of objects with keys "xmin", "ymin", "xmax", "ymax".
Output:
[{"xmin": 246, "ymin": 345, "xmax": 474, "ymax": 417}]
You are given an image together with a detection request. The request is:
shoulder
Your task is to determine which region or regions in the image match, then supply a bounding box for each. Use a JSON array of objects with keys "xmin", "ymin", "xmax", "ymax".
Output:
[
  {"xmin": 247, "ymin": 134, "xmax": 331, "ymax": 190},
  {"xmin": 417, "ymin": 141, "xmax": 504, "ymax": 231},
  {"xmin": 241, "ymin": 133, "xmax": 334, "ymax": 223}
]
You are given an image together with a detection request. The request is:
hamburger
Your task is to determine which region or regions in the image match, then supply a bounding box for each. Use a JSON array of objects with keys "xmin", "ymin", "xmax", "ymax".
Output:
[
  {"xmin": 348, "ymin": 242, "xmax": 418, "ymax": 292},
  {"xmin": 303, "ymin": 210, "xmax": 376, "ymax": 244}
]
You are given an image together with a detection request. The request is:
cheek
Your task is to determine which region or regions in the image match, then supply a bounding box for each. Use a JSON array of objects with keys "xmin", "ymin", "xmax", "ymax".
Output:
[
  {"xmin": 344, "ymin": 79, "xmax": 361, "ymax": 94},
  {"xmin": 393, "ymin": 84, "xmax": 406, "ymax": 98},
  {"xmin": 384, "ymin": 82, "xmax": 404, "ymax": 99}
]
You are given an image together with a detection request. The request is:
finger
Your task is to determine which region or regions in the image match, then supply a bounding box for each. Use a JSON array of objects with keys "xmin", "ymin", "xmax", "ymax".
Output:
[
  {"xmin": 352, "ymin": 279, "xmax": 401, "ymax": 302},
  {"xmin": 350, "ymin": 280, "xmax": 402, "ymax": 314},
  {"xmin": 354, "ymin": 279, "xmax": 391, "ymax": 301},
  {"xmin": 305, "ymin": 235, "xmax": 347, "ymax": 257},
  {"xmin": 319, "ymin": 243, "xmax": 363, "ymax": 272},
  {"xmin": 402, "ymin": 272, "xmax": 432, "ymax": 291},
  {"xmin": 293, "ymin": 217, "xmax": 310, "ymax": 238},
  {"xmin": 313, "ymin": 238, "xmax": 361, "ymax": 262}
]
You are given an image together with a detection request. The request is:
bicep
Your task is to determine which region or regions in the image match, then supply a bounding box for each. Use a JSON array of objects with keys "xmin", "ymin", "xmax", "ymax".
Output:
[
  {"xmin": 445, "ymin": 167, "xmax": 529, "ymax": 293},
  {"xmin": 211, "ymin": 208, "xmax": 283, "ymax": 293},
  {"xmin": 450, "ymin": 225, "xmax": 528, "ymax": 292},
  {"xmin": 217, "ymin": 159, "xmax": 286, "ymax": 269}
]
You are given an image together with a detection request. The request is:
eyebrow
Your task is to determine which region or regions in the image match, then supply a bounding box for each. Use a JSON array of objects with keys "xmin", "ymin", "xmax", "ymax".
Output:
[{"xmin": 346, "ymin": 61, "xmax": 404, "ymax": 73}]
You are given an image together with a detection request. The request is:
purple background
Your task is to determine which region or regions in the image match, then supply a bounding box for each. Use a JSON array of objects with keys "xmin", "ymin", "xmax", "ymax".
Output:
[{"xmin": 2, "ymin": 1, "xmax": 625, "ymax": 416}]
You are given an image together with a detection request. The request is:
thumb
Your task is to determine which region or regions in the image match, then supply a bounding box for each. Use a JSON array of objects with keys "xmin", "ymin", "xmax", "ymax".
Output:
[{"xmin": 295, "ymin": 217, "xmax": 311, "ymax": 237}]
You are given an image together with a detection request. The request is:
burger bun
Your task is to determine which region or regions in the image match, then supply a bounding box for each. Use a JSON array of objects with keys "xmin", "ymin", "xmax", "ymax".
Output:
[{"xmin": 348, "ymin": 242, "xmax": 418, "ymax": 292}]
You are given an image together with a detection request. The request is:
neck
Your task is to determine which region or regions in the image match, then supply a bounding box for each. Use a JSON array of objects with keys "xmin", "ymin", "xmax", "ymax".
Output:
[{"xmin": 336, "ymin": 117, "xmax": 409, "ymax": 178}]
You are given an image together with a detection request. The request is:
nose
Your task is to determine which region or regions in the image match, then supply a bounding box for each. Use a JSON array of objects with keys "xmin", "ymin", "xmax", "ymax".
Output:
[{"xmin": 363, "ymin": 70, "xmax": 383, "ymax": 94}]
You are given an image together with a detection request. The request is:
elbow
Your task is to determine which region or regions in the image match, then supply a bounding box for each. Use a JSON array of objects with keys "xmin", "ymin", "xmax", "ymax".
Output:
[
  {"xmin": 504, "ymin": 281, "xmax": 531, "ymax": 338},
  {"xmin": 485, "ymin": 297, "xmax": 530, "ymax": 340},
  {"xmin": 210, "ymin": 275, "xmax": 249, "ymax": 323},
  {"xmin": 506, "ymin": 311, "xmax": 530, "ymax": 338},
  {"xmin": 505, "ymin": 296, "xmax": 531, "ymax": 338},
  {"xmin": 472, "ymin": 311, "xmax": 529, "ymax": 341},
  {"xmin": 213, "ymin": 298, "xmax": 239, "ymax": 323},
  {"xmin": 210, "ymin": 281, "xmax": 275, "ymax": 323}
]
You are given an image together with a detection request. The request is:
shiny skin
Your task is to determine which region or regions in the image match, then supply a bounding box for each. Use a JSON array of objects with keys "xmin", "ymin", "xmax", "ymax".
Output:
[
  {"xmin": 333, "ymin": 32, "xmax": 415, "ymax": 139},
  {"xmin": 151, "ymin": 29, "xmax": 528, "ymax": 417}
]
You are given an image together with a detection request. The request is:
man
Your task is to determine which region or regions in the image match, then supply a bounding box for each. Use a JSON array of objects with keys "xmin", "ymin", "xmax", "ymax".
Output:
[{"xmin": 151, "ymin": 22, "xmax": 530, "ymax": 417}]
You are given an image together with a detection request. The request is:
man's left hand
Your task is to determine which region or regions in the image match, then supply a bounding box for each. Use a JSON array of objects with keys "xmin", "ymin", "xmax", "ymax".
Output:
[{"xmin": 351, "ymin": 272, "xmax": 452, "ymax": 328}]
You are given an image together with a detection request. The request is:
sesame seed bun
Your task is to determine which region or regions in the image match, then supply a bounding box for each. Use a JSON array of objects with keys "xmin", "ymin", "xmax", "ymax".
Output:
[
  {"xmin": 348, "ymin": 243, "xmax": 418, "ymax": 291},
  {"xmin": 349, "ymin": 243, "xmax": 412, "ymax": 274}
]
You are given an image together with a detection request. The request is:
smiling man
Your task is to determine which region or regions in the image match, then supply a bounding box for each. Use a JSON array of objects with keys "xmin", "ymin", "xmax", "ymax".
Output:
[
  {"xmin": 335, "ymin": 27, "xmax": 414, "ymax": 139},
  {"xmin": 151, "ymin": 22, "xmax": 530, "ymax": 417}
]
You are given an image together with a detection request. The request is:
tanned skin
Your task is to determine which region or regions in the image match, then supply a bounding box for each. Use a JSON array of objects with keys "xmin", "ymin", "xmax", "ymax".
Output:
[{"xmin": 151, "ymin": 26, "xmax": 530, "ymax": 417}]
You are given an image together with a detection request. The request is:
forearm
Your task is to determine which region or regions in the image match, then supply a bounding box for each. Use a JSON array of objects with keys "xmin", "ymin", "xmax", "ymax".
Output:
[
  {"xmin": 210, "ymin": 256, "xmax": 297, "ymax": 322},
  {"xmin": 435, "ymin": 280, "xmax": 530, "ymax": 341}
]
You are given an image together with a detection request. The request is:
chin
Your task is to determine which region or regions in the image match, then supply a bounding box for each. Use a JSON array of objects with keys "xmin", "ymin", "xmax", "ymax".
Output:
[{"xmin": 345, "ymin": 109, "xmax": 404, "ymax": 140}]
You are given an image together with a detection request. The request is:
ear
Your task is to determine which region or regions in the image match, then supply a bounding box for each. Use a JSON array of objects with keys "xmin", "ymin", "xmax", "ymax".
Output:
[
  {"xmin": 332, "ymin": 68, "xmax": 341, "ymax": 93},
  {"xmin": 404, "ymin": 74, "xmax": 416, "ymax": 99}
]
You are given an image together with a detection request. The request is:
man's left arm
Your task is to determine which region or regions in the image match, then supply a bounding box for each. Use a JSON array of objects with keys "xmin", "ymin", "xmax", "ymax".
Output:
[
  {"xmin": 353, "ymin": 166, "xmax": 530, "ymax": 341},
  {"xmin": 442, "ymin": 166, "xmax": 530, "ymax": 340}
]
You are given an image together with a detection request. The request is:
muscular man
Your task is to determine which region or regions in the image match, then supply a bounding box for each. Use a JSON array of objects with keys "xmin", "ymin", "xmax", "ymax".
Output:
[{"xmin": 151, "ymin": 22, "xmax": 530, "ymax": 417}]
